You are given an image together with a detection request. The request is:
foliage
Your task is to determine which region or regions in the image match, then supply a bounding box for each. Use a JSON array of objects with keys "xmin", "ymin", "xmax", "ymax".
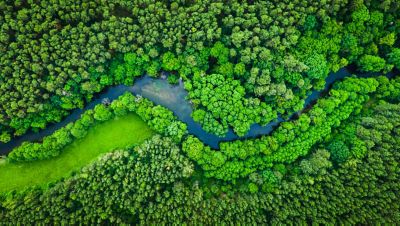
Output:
[
  {"xmin": 0, "ymin": 113, "xmax": 153, "ymax": 192},
  {"xmin": 357, "ymin": 55, "xmax": 386, "ymax": 72},
  {"xmin": 0, "ymin": 0, "xmax": 400, "ymax": 224},
  {"xmin": 1, "ymin": 101, "xmax": 399, "ymax": 224},
  {"xmin": 8, "ymin": 92, "xmax": 186, "ymax": 162},
  {"xmin": 2, "ymin": 0, "xmax": 398, "ymax": 140},
  {"xmin": 189, "ymin": 73, "xmax": 276, "ymax": 136},
  {"xmin": 299, "ymin": 149, "xmax": 332, "ymax": 175},
  {"xmin": 183, "ymin": 77, "xmax": 382, "ymax": 181},
  {"xmin": 327, "ymin": 140, "xmax": 351, "ymax": 163},
  {"xmin": 388, "ymin": 48, "xmax": 400, "ymax": 69},
  {"xmin": 0, "ymin": 135, "xmax": 194, "ymax": 224}
]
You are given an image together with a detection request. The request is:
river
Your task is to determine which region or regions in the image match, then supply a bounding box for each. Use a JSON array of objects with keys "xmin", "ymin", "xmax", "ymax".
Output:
[{"xmin": 0, "ymin": 67, "xmax": 398, "ymax": 154}]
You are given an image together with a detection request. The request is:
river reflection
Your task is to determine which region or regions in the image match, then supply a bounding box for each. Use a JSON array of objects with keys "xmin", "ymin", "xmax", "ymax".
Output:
[{"xmin": 0, "ymin": 67, "xmax": 397, "ymax": 154}]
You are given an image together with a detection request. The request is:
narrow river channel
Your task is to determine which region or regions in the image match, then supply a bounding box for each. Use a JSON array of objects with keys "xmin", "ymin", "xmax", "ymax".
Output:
[{"xmin": 0, "ymin": 67, "xmax": 398, "ymax": 154}]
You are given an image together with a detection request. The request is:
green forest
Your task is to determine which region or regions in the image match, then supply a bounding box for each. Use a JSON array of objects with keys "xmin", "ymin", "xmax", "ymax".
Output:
[{"xmin": 0, "ymin": 0, "xmax": 399, "ymax": 224}]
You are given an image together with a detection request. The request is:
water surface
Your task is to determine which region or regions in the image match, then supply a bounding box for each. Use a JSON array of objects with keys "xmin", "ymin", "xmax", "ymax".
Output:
[{"xmin": 0, "ymin": 67, "xmax": 397, "ymax": 153}]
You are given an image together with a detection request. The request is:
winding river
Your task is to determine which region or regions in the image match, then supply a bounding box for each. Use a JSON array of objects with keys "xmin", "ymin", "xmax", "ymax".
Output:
[{"xmin": 0, "ymin": 67, "xmax": 398, "ymax": 154}]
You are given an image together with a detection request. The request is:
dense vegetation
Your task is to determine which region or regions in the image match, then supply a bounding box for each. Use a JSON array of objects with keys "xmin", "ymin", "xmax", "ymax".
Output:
[
  {"xmin": 0, "ymin": 113, "xmax": 152, "ymax": 192},
  {"xmin": 1, "ymin": 100, "xmax": 399, "ymax": 224},
  {"xmin": 189, "ymin": 73, "xmax": 276, "ymax": 136},
  {"xmin": 0, "ymin": 0, "xmax": 399, "ymax": 224},
  {"xmin": 183, "ymin": 76, "xmax": 399, "ymax": 181},
  {"xmin": 1, "ymin": 0, "xmax": 399, "ymax": 139},
  {"xmin": 8, "ymin": 92, "xmax": 186, "ymax": 162}
]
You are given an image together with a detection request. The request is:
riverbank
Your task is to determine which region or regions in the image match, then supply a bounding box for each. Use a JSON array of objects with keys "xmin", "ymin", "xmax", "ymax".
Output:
[
  {"xmin": 1, "ymin": 67, "xmax": 399, "ymax": 154},
  {"xmin": 0, "ymin": 113, "xmax": 153, "ymax": 193}
]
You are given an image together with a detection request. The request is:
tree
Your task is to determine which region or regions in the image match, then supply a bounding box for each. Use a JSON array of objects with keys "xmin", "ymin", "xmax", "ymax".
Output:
[
  {"xmin": 162, "ymin": 52, "xmax": 180, "ymax": 71},
  {"xmin": 234, "ymin": 63, "xmax": 246, "ymax": 77},
  {"xmin": 0, "ymin": 132, "xmax": 11, "ymax": 143},
  {"xmin": 357, "ymin": 55, "xmax": 386, "ymax": 72},
  {"xmin": 305, "ymin": 53, "xmax": 329, "ymax": 79},
  {"xmin": 70, "ymin": 121, "xmax": 87, "ymax": 139},
  {"xmin": 210, "ymin": 41, "xmax": 229, "ymax": 64},
  {"xmin": 303, "ymin": 15, "xmax": 317, "ymax": 31},
  {"xmin": 327, "ymin": 140, "xmax": 350, "ymax": 163},
  {"xmin": 388, "ymin": 48, "xmax": 400, "ymax": 69},
  {"xmin": 93, "ymin": 104, "xmax": 113, "ymax": 121},
  {"xmin": 300, "ymin": 149, "xmax": 332, "ymax": 175},
  {"xmin": 379, "ymin": 33, "xmax": 396, "ymax": 46},
  {"xmin": 110, "ymin": 100, "xmax": 128, "ymax": 117}
]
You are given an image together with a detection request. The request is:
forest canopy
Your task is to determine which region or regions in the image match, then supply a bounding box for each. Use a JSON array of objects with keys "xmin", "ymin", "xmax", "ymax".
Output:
[{"xmin": 0, "ymin": 0, "xmax": 399, "ymax": 224}]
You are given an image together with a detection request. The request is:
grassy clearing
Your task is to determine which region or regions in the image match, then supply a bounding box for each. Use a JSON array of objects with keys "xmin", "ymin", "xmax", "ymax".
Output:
[{"xmin": 0, "ymin": 113, "xmax": 153, "ymax": 193}]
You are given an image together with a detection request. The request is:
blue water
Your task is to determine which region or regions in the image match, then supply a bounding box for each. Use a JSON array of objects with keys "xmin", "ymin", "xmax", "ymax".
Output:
[{"xmin": 0, "ymin": 67, "xmax": 397, "ymax": 154}]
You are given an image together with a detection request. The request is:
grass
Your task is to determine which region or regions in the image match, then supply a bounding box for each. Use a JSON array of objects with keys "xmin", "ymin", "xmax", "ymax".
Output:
[{"xmin": 0, "ymin": 113, "xmax": 154, "ymax": 193}]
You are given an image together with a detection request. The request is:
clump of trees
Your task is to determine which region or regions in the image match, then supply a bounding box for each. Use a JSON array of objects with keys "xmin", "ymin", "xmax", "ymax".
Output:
[
  {"xmin": 1, "ymin": 101, "xmax": 399, "ymax": 224},
  {"xmin": 2, "ymin": 0, "xmax": 398, "ymax": 142},
  {"xmin": 0, "ymin": 0, "xmax": 400, "ymax": 224},
  {"xmin": 1, "ymin": 135, "xmax": 194, "ymax": 224},
  {"xmin": 182, "ymin": 77, "xmax": 389, "ymax": 181},
  {"xmin": 8, "ymin": 92, "xmax": 187, "ymax": 162},
  {"xmin": 189, "ymin": 73, "xmax": 276, "ymax": 136}
]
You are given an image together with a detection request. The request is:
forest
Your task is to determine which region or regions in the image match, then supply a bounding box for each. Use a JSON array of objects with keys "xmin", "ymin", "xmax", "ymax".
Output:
[{"xmin": 0, "ymin": 0, "xmax": 399, "ymax": 224}]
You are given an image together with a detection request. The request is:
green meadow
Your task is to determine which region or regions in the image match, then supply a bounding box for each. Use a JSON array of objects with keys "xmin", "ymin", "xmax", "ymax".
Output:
[{"xmin": 0, "ymin": 113, "xmax": 153, "ymax": 192}]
